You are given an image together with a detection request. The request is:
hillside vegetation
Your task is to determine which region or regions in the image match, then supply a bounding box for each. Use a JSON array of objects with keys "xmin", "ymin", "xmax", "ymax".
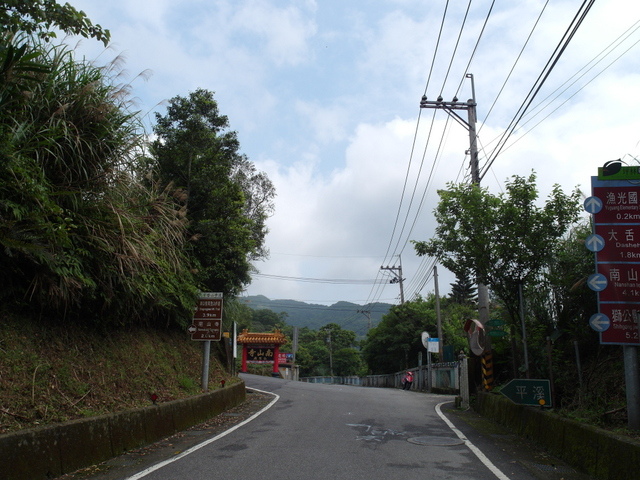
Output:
[
  {"xmin": 243, "ymin": 295, "xmax": 392, "ymax": 336},
  {"xmin": 0, "ymin": 3, "xmax": 265, "ymax": 437},
  {"xmin": 0, "ymin": 314, "xmax": 234, "ymax": 435}
]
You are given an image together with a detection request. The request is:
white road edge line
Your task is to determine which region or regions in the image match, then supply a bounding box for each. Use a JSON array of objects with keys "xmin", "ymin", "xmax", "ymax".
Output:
[
  {"xmin": 435, "ymin": 401, "xmax": 511, "ymax": 480},
  {"xmin": 126, "ymin": 388, "xmax": 279, "ymax": 480}
]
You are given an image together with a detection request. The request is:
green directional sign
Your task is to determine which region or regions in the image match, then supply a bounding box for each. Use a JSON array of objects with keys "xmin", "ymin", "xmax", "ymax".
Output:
[
  {"xmin": 486, "ymin": 318, "xmax": 505, "ymax": 327},
  {"xmin": 597, "ymin": 165, "xmax": 640, "ymax": 181},
  {"xmin": 488, "ymin": 330, "xmax": 507, "ymax": 337},
  {"xmin": 500, "ymin": 379, "xmax": 552, "ymax": 407}
]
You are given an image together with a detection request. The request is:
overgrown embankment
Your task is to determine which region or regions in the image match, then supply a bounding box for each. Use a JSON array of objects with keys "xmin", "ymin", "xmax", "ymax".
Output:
[{"xmin": 0, "ymin": 314, "xmax": 233, "ymax": 434}]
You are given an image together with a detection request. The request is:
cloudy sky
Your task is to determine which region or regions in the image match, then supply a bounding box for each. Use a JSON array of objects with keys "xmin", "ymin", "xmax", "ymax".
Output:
[{"xmin": 67, "ymin": 0, "xmax": 640, "ymax": 306}]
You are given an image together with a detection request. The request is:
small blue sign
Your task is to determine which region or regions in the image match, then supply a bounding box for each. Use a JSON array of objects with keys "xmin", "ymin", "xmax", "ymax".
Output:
[
  {"xmin": 589, "ymin": 313, "xmax": 610, "ymax": 332},
  {"xmin": 587, "ymin": 273, "xmax": 608, "ymax": 292},
  {"xmin": 585, "ymin": 234, "xmax": 605, "ymax": 252},
  {"xmin": 584, "ymin": 196, "xmax": 603, "ymax": 214}
]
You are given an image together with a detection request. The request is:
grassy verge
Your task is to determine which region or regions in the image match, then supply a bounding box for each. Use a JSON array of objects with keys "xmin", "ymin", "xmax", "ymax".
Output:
[{"xmin": 0, "ymin": 314, "xmax": 235, "ymax": 434}]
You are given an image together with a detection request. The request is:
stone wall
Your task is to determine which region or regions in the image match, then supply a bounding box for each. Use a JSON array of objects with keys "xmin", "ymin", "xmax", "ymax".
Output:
[
  {"xmin": 0, "ymin": 382, "xmax": 245, "ymax": 480},
  {"xmin": 475, "ymin": 392, "xmax": 640, "ymax": 480}
]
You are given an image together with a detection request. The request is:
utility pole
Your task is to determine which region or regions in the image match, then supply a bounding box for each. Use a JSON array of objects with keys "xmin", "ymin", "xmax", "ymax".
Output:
[
  {"xmin": 326, "ymin": 331, "xmax": 334, "ymax": 377},
  {"xmin": 380, "ymin": 262, "xmax": 405, "ymax": 304},
  {"xmin": 434, "ymin": 265, "xmax": 443, "ymax": 357},
  {"xmin": 419, "ymin": 73, "xmax": 490, "ymax": 328},
  {"xmin": 420, "ymin": 74, "xmax": 492, "ymax": 390},
  {"xmin": 358, "ymin": 309, "xmax": 372, "ymax": 330}
]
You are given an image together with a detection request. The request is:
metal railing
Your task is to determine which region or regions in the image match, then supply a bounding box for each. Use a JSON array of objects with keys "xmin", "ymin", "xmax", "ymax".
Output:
[
  {"xmin": 301, "ymin": 375, "xmax": 362, "ymax": 385},
  {"xmin": 299, "ymin": 362, "xmax": 461, "ymax": 393}
]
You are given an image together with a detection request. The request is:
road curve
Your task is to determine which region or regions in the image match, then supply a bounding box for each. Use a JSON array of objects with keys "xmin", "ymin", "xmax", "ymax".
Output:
[{"xmin": 122, "ymin": 374, "xmax": 577, "ymax": 480}]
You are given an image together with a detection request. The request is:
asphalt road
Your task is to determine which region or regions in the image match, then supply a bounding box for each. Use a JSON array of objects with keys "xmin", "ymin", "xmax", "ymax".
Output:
[{"xmin": 60, "ymin": 374, "xmax": 595, "ymax": 480}]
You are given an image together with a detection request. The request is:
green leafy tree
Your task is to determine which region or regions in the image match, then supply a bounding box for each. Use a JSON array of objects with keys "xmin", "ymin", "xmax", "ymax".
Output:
[
  {"xmin": 361, "ymin": 298, "xmax": 437, "ymax": 374},
  {"xmin": 151, "ymin": 89, "xmax": 274, "ymax": 296},
  {"xmin": 320, "ymin": 323, "xmax": 357, "ymax": 350},
  {"xmin": 0, "ymin": 0, "xmax": 110, "ymax": 45},
  {"xmin": 525, "ymin": 222, "xmax": 603, "ymax": 403},
  {"xmin": 290, "ymin": 324, "xmax": 362, "ymax": 376},
  {"xmin": 440, "ymin": 297, "xmax": 477, "ymax": 356},
  {"xmin": 333, "ymin": 347, "xmax": 366, "ymax": 376},
  {"xmin": 231, "ymin": 156, "xmax": 275, "ymax": 260},
  {"xmin": 450, "ymin": 271, "xmax": 476, "ymax": 306},
  {"xmin": 301, "ymin": 339, "xmax": 331, "ymax": 376},
  {"xmin": 413, "ymin": 172, "xmax": 581, "ymax": 327},
  {"xmin": 0, "ymin": 37, "xmax": 198, "ymax": 326},
  {"xmin": 319, "ymin": 323, "xmax": 361, "ymax": 376},
  {"xmin": 250, "ymin": 308, "xmax": 287, "ymax": 332},
  {"xmin": 541, "ymin": 222, "xmax": 598, "ymax": 340},
  {"xmin": 220, "ymin": 298, "xmax": 253, "ymax": 333}
]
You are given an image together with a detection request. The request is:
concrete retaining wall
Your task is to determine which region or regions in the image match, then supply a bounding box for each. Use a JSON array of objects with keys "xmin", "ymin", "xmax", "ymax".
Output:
[
  {"xmin": 475, "ymin": 392, "xmax": 640, "ymax": 480},
  {"xmin": 0, "ymin": 382, "xmax": 245, "ymax": 480}
]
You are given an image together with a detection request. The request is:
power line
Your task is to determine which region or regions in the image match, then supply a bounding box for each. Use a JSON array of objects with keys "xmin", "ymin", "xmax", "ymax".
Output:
[
  {"xmin": 480, "ymin": 0, "xmax": 596, "ymax": 180},
  {"xmin": 477, "ymin": 0, "xmax": 550, "ymax": 136},
  {"xmin": 371, "ymin": 0, "xmax": 453, "ymax": 308},
  {"xmin": 480, "ymin": 20, "xmax": 640, "ymax": 167},
  {"xmin": 252, "ymin": 273, "xmax": 387, "ymax": 285}
]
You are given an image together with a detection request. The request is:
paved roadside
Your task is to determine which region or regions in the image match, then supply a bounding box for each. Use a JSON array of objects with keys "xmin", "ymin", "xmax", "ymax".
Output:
[
  {"xmin": 443, "ymin": 404, "xmax": 596, "ymax": 480},
  {"xmin": 54, "ymin": 389, "xmax": 274, "ymax": 480},
  {"xmin": 54, "ymin": 387, "xmax": 596, "ymax": 480}
]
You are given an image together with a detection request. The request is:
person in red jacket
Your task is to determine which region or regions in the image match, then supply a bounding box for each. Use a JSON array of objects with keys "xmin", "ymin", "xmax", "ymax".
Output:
[{"xmin": 402, "ymin": 371, "xmax": 414, "ymax": 390}]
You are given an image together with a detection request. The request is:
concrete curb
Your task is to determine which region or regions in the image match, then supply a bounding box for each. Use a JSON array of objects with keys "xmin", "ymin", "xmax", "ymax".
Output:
[
  {"xmin": 475, "ymin": 392, "xmax": 640, "ymax": 479},
  {"xmin": 0, "ymin": 382, "xmax": 245, "ymax": 480}
]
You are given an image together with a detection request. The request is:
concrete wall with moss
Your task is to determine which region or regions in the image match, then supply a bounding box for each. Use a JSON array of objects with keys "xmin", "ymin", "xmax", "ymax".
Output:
[
  {"xmin": 0, "ymin": 382, "xmax": 245, "ymax": 480},
  {"xmin": 475, "ymin": 392, "xmax": 640, "ymax": 480}
]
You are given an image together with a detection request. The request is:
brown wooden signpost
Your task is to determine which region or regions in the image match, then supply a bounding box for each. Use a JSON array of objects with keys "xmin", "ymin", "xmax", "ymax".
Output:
[
  {"xmin": 188, "ymin": 292, "xmax": 223, "ymax": 391},
  {"xmin": 189, "ymin": 292, "xmax": 223, "ymax": 341}
]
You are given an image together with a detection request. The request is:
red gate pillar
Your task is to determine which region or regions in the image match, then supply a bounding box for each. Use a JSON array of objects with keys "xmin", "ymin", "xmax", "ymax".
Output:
[
  {"xmin": 272, "ymin": 344, "xmax": 280, "ymax": 374},
  {"xmin": 241, "ymin": 344, "xmax": 248, "ymax": 373}
]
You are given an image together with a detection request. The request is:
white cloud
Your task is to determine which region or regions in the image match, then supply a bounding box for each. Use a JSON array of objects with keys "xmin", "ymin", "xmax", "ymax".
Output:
[
  {"xmin": 230, "ymin": 0, "xmax": 317, "ymax": 66},
  {"xmin": 294, "ymin": 100, "xmax": 349, "ymax": 144}
]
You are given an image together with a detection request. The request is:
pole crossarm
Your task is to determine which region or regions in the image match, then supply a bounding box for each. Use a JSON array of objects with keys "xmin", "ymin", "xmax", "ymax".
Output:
[
  {"xmin": 380, "ymin": 264, "xmax": 405, "ymax": 304},
  {"xmin": 419, "ymin": 97, "xmax": 474, "ymax": 130}
]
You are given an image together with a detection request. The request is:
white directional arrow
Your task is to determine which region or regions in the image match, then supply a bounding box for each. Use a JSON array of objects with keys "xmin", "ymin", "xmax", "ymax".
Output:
[
  {"xmin": 585, "ymin": 234, "xmax": 605, "ymax": 252},
  {"xmin": 187, "ymin": 325, "xmax": 197, "ymax": 334},
  {"xmin": 589, "ymin": 313, "xmax": 610, "ymax": 332},
  {"xmin": 584, "ymin": 196, "xmax": 603, "ymax": 214},
  {"xmin": 588, "ymin": 273, "xmax": 608, "ymax": 292}
]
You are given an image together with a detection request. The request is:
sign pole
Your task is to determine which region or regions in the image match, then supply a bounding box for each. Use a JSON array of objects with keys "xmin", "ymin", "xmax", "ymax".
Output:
[
  {"xmin": 201, "ymin": 340, "xmax": 211, "ymax": 391},
  {"xmin": 232, "ymin": 322, "xmax": 237, "ymax": 376},
  {"xmin": 427, "ymin": 350, "xmax": 432, "ymax": 392},
  {"xmin": 624, "ymin": 345, "xmax": 640, "ymax": 429},
  {"xmin": 187, "ymin": 292, "xmax": 224, "ymax": 390}
]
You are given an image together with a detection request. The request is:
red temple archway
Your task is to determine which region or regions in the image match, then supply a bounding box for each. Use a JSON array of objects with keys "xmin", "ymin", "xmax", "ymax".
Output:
[{"xmin": 237, "ymin": 329, "xmax": 287, "ymax": 375}]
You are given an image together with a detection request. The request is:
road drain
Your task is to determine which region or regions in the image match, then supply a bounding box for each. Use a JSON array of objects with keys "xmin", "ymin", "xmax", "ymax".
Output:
[{"xmin": 407, "ymin": 436, "xmax": 464, "ymax": 446}]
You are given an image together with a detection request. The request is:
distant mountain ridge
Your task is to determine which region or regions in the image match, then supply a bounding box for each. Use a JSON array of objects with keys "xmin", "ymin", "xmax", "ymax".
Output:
[{"xmin": 240, "ymin": 295, "xmax": 393, "ymax": 336}]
